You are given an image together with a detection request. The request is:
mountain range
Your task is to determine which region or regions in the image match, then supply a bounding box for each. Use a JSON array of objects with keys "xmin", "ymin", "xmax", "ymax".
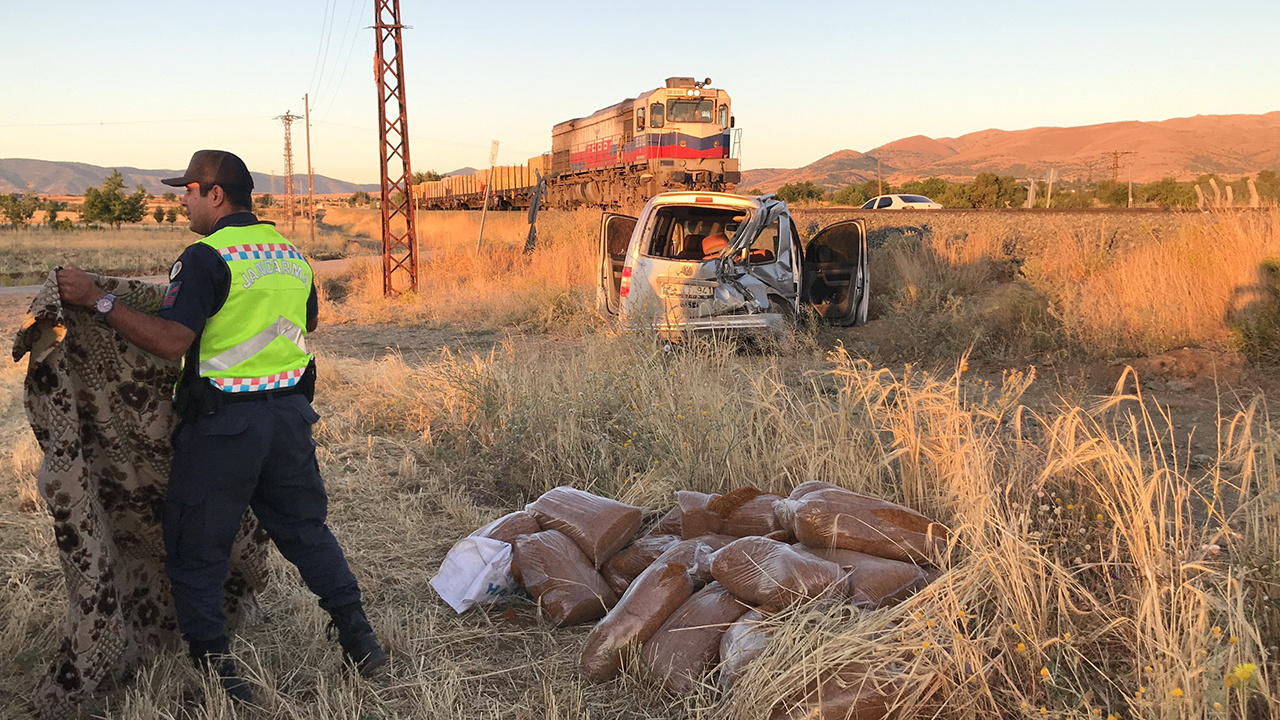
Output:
[
  {"xmin": 0, "ymin": 158, "xmax": 379, "ymax": 196},
  {"xmin": 741, "ymin": 112, "xmax": 1280, "ymax": 192},
  {"xmin": 6, "ymin": 112, "xmax": 1278, "ymax": 197}
]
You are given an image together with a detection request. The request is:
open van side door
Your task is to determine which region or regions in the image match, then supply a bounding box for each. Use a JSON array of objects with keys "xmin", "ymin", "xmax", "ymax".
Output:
[
  {"xmin": 599, "ymin": 212, "xmax": 638, "ymax": 315},
  {"xmin": 801, "ymin": 219, "xmax": 869, "ymax": 326}
]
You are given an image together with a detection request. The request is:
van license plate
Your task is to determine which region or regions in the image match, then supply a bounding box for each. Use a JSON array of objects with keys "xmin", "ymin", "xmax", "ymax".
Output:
[{"xmin": 661, "ymin": 282, "xmax": 714, "ymax": 299}]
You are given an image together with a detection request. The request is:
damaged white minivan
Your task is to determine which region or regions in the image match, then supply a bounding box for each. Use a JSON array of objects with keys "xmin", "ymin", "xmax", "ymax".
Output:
[{"xmin": 598, "ymin": 191, "xmax": 869, "ymax": 340}]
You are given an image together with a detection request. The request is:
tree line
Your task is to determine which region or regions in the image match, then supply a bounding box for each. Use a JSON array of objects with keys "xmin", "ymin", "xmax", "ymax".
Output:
[
  {"xmin": 0, "ymin": 170, "xmax": 188, "ymax": 230},
  {"xmin": 766, "ymin": 170, "xmax": 1280, "ymax": 209}
]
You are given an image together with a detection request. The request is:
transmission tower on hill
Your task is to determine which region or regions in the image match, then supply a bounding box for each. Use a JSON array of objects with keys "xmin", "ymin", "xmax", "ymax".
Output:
[
  {"xmin": 276, "ymin": 110, "xmax": 302, "ymax": 233},
  {"xmin": 1107, "ymin": 150, "xmax": 1134, "ymax": 183}
]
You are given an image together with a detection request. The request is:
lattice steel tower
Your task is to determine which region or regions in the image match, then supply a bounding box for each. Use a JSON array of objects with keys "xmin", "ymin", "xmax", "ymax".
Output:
[
  {"xmin": 277, "ymin": 111, "xmax": 302, "ymax": 233},
  {"xmin": 373, "ymin": 0, "xmax": 418, "ymax": 294}
]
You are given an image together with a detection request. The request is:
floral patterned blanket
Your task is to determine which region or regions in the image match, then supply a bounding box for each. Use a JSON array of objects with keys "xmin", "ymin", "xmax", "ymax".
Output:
[{"xmin": 12, "ymin": 272, "xmax": 272, "ymax": 720}]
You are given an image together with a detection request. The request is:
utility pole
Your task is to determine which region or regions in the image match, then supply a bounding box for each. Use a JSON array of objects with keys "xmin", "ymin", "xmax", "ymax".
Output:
[
  {"xmin": 877, "ymin": 158, "xmax": 882, "ymax": 197},
  {"xmin": 373, "ymin": 0, "xmax": 419, "ymax": 294},
  {"xmin": 1127, "ymin": 157, "xmax": 1133, "ymax": 208},
  {"xmin": 304, "ymin": 94, "xmax": 315, "ymax": 244},
  {"xmin": 1045, "ymin": 168, "xmax": 1055, "ymax": 209},
  {"xmin": 276, "ymin": 111, "xmax": 302, "ymax": 233},
  {"xmin": 477, "ymin": 140, "xmax": 498, "ymax": 254}
]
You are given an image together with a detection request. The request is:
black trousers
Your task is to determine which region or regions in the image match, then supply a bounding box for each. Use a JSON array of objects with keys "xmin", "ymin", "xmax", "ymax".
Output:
[{"xmin": 164, "ymin": 392, "xmax": 361, "ymax": 644}]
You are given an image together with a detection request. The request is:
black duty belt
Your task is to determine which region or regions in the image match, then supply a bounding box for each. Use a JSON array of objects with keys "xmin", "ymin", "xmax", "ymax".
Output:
[{"xmin": 218, "ymin": 385, "xmax": 307, "ymax": 404}]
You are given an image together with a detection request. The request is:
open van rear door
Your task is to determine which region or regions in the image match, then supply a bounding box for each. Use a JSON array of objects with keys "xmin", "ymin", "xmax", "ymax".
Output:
[
  {"xmin": 599, "ymin": 212, "xmax": 638, "ymax": 315},
  {"xmin": 801, "ymin": 219, "xmax": 869, "ymax": 326}
]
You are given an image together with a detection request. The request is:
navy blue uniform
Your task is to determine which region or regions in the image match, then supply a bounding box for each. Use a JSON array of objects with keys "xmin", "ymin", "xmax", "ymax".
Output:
[{"xmin": 160, "ymin": 213, "xmax": 360, "ymax": 644}]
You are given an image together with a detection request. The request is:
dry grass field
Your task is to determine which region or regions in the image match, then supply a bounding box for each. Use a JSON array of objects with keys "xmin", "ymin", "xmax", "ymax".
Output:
[
  {"xmin": 0, "ymin": 220, "xmax": 354, "ymax": 285},
  {"xmin": 1, "ymin": 206, "xmax": 1279, "ymax": 719}
]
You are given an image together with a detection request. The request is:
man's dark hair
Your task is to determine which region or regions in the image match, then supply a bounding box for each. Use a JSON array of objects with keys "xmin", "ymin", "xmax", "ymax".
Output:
[{"xmin": 198, "ymin": 182, "xmax": 253, "ymax": 212}]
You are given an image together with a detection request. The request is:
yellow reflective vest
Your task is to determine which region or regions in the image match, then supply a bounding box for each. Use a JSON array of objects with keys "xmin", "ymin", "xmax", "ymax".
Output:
[{"xmin": 197, "ymin": 224, "xmax": 313, "ymax": 392}]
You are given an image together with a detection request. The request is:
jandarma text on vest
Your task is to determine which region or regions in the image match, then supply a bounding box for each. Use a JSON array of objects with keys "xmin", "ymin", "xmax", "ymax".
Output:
[{"xmin": 241, "ymin": 259, "xmax": 310, "ymax": 289}]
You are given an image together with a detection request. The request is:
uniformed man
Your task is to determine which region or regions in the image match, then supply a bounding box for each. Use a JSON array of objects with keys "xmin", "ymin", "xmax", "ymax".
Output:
[{"xmin": 55, "ymin": 150, "xmax": 386, "ymax": 703}]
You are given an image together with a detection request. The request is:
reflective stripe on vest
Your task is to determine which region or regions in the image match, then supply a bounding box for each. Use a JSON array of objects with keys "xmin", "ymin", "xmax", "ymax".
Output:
[
  {"xmin": 197, "ymin": 224, "xmax": 313, "ymax": 393},
  {"xmin": 198, "ymin": 316, "xmax": 307, "ymax": 374}
]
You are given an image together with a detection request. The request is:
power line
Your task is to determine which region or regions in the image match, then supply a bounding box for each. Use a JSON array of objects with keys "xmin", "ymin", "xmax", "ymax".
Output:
[
  {"xmin": 306, "ymin": 0, "xmax": 336, "ymax": 99},
  {"xmin": 0, "ymin": 116, "xmax": 265, "ymax": 129},
  {"xmin": 316, "ymin": 0, "xmax": 363, "ymax": 112}
]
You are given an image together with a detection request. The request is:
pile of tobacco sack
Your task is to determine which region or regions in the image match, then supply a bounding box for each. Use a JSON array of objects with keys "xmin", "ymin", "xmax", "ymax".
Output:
[{"xmin": 435, "ymin": 483, "xmax": 948, "ymax": 718}]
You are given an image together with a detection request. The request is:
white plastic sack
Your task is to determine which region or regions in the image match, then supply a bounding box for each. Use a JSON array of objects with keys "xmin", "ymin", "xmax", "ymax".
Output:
[{"xmin": 430, "ymin": 536, "xmax": 520, "ymax": 613}]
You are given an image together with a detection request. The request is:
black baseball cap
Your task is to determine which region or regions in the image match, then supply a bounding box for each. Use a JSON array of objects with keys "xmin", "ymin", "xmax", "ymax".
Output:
[{"xmin": 162, "ymin": 150, "xmax": 254, "ymax": 191}]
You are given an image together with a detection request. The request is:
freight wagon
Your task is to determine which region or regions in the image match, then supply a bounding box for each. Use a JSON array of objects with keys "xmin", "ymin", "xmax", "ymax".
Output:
[{"xmin": 413, "ymin": 77, "xmax": 740, "ymax": 211}]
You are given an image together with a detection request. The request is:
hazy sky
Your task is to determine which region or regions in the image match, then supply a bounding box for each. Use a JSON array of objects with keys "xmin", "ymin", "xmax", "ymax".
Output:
[{"xmin": 2, "ymin": 1, "xmax": 1277, "ymax": 184}]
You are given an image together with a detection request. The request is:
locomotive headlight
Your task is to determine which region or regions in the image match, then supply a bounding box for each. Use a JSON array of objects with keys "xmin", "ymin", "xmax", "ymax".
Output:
[
  {"xmin": 686, "ymin": 89, "xmax": 694, "ymax": 96},
  {"xmin": 693, "ymin": 89, "xmax": 701, "ymax": 97}
]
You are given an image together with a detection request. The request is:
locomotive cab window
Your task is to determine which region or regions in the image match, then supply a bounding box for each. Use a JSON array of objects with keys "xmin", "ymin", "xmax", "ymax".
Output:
[
  {"xmin": 718, "ymin": 104, "xmax": 729, "ymax": 127},
  {"xmin": 668, "ymin": 99, "xmax": 714, "ymax": 123},
  {"xmin": 644, "ymin": 205, "xmax": 747, "ymax": 261},
  {"xmin": 650, "ymin": 103, "xmax": 665, "ymax": 128},
  {"xmin": 637, "ymin": 107, "xmax": 645, "ymax": 129}
]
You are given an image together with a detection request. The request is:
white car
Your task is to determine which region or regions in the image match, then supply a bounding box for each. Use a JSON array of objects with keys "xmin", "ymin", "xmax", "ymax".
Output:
[
  {"xmin": 598, "ymin": 191, "xmax": 869, "ymax": 341},
  {"xmin": 859, "ymin": 194, "xmax": 942, "ymax": 210}
]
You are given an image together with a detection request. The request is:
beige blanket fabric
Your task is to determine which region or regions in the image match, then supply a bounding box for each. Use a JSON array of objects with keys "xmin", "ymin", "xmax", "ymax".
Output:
[{"xmin": 12, "ymin": 272, "xmax": 272, "ymax": 719}]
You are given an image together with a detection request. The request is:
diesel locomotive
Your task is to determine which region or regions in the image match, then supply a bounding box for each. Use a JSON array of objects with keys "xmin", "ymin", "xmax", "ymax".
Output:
[{"xmin": 413, "ymin": 77, "xmax": 740, "ymax": 211}]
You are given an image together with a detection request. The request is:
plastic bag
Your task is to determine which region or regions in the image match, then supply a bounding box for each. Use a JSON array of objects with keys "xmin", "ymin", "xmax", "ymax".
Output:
[
  {"xmin": 601, "ymin": 534, "xmax": 680, "ymax": 597},
  {"xmin": 660, "ymin": 536, "xmax": 731, "ymax": 587},
  {"xmin": 430, "ymin": 536, "xmax": 520, "ymax": 613},
  {"xmin": 710, "ymin": 536, "xmax": 843, "ymax": 611},
  {"xmin": 578, "ymin": 558, "xmax": 696, "ymax": 682},
  {"xmin": 788, "ymin": 480, "xmax": 842, "ymax": 500},
  {"xmin": 677, "ymin": 490, "xmax": 722, "ymax": 538},
  {"xmin": 526, "ymin": 486, "xmax": 644, "ymax": 569},
  {"xmin": 769, "ymin": 663, "xmax": 901, "ymax": 720},
  {"xmin": 470, "ymin": 510, "xmax": 541, "ymax": 544},
  {"xmin": 648, "ymin": 506, "xmax": 684, "ymax": 537},
  {"xmin": 799, "ymin": 546, "xmax": 928, "ymax": 609},
  {"xmin": 719, "ymin": 608, "xmax": 769, "ymax": 689},
  {"xmin": 718, "ymin": 490, "xmax": 787, "ymax": 538},
  {"xmin": 642, "ymin": 582, "xmax": 750, "ymax": 693},
  {"xmin": 773, "ymin": 487, "xmax": 947, "ymax": 564},
  {"xmin": 512, "ymin": 530, "xmax": 617, "ymax": 626}
]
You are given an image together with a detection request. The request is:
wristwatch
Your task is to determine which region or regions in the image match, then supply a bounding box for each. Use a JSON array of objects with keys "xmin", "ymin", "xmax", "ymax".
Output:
[{"xmin": 95, "ymin": 293, "xmax": 116, "ymax": 318}]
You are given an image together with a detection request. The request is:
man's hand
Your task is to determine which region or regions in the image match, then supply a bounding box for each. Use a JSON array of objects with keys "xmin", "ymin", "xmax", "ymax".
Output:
[{"xmin": 56, "ymin": 265, "xmax": 105, "ymax": 308}]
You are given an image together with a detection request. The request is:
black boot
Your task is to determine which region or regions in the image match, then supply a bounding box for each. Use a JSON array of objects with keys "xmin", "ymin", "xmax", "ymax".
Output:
[
  {"xmin": 327, "ymin": 602, "xmax": 388, "ymax": 677},
  {"xmin": 189, "ymin": 636, "xmax": 254, "ymax": 704}
]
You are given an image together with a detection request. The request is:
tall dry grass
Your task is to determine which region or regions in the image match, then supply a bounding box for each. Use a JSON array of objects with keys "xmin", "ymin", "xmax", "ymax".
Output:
[
  {"xmin": 2, "ymin": 322, "xmax": 1277, "ymax": 717},
  {"xmin": 879, "ymin": 209, "xmax": 1280, "ymax": 360},
  {"xmin": 0, "ymin": 220, "xmax": 357, "ymax": 283},
  {"xmin": 1026, "ymin": 209, "xmax": 1280, "ymax": 357},
  {"xmin": 323, "ymin": 209, "xmax": 601, "ymax": 331}
]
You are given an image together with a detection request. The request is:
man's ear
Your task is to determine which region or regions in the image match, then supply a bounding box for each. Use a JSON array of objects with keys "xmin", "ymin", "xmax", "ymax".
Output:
[{"xmin": 209, "ymin": 184, "xmax": 226, "ymax": 207}]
